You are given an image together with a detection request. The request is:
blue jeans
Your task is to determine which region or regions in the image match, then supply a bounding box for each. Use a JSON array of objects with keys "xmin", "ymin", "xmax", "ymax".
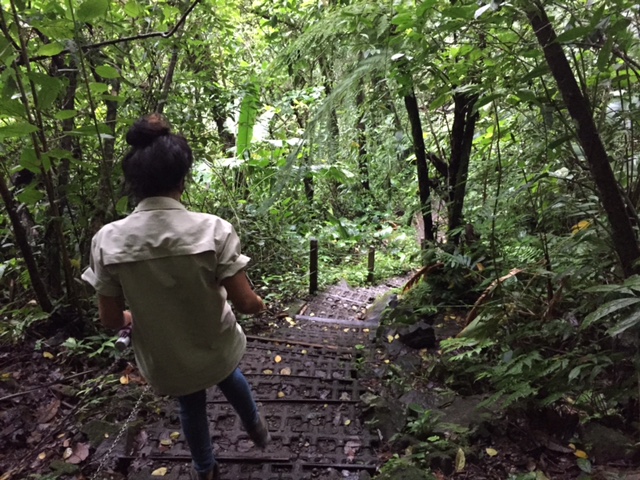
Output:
[{"xmin": 177, "ymin": 368, "xmax": 259, "ymax": 474}]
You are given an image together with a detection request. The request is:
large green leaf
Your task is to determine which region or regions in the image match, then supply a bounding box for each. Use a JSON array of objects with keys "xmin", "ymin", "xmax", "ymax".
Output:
[
  {"xmin": 472, "ymin": 92, "xmax": 502, "ymax": 114},
  {"xmin": 35, "ymin": 42, "xmax": 65, "ymax": 57},
  {"xmin": 77, "ymin": 0, "xmax": 109, "ymax": 22},
  {"xmin": 0, "ymin": 99, "xmax": 26, "ymax": 119},
  {"xmin": 0, "ymin": 122, "xmax": 38, "ymax": 138},
  {"xmin": 0, "ymin": 36, "xmax": 13, "ymax": 63},
  {"xmin": 19, "ymin": 148, "xmax": 41, "ymax": 173},
  {"xmin": 607, "ymin": 310, "xmax": 640, "ymax": 337},
  {"xmin": 124, "ymin": 0, "xmax": 142, "ymax": 18},
  {"xmin": 95, "ymin": 65, "xmax": 120, "ymax": 79},
  {"xmin": 54, "ymin": 110, "xmax": 78, "ymax": 120},
  {"xmin": 555, "ymin": 25, "xmax": 593, "ymax": 44},
  {"xmin": 582, "ymin": 297, "xmax": 640, "ymax": 329},
  {"xmin": 597, "ymin": 36, "xmax": 613, "ymax": 72},
  {"xmin": 70, "ymin": 123, "xmax": 113, "ymax": 136},
  {"xmin": 236, "ymin": 88, "xmax": 259, "ymax": 160},
  {"xmin": 16, "ymin": 185, "xmax": 45, "ymax": 205}
]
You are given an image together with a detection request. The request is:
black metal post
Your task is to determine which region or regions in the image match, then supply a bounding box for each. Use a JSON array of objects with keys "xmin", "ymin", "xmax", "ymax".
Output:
[
  {"xmin": 367, "ymin": 246, "xmax": 375, "ymax": 283},
  {"xmin": 310, "ymin": 238, "xmax": 318, "ymax": 295}
]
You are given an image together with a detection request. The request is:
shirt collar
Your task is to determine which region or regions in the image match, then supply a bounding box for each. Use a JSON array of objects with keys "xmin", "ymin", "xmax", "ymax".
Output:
[{"xmin": 133, "ymin": 196, "xmax": 187, "ymax": 212}]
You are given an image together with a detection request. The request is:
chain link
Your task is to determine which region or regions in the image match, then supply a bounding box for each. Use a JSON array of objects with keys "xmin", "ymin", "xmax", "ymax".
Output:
[{"xmin": 90, "ymin": 385, "xmax": 149, "ymax": 480}]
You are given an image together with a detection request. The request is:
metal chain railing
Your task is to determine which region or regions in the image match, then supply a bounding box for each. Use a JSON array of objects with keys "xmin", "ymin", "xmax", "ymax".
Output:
[{"xmin": 90, "ymin": 384, "xmax": 149, "ymax": 480}]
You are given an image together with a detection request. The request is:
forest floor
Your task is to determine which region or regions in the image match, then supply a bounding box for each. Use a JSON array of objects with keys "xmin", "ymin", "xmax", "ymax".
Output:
[{"xmin": 1, "ymin": 277, "xmax": 640, "ymax": 480}]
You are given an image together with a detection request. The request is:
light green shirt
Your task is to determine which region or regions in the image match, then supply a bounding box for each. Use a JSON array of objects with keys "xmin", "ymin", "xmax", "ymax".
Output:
[{"xmin": 82, "ymin": 197, "xmax": 249, "ymax": 396}]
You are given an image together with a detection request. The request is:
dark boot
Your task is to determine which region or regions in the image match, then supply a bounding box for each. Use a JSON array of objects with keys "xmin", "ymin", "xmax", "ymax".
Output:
[
  {"xmin": 190, "ymin": 462, "xmax": 220, "ymax": 480},
  {"xmin": 247, "ymin": 414, "xmax": 270, "ymax": 449}
]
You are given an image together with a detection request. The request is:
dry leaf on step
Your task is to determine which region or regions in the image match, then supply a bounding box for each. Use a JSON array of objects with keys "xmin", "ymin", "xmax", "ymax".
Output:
[{"xmin": 64, "ymin": 443, "xmax": 89, "ymax": 464}]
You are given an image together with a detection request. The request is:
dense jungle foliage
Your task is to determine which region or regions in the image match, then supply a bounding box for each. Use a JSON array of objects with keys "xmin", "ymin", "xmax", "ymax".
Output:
[{"xmin": 2, "ymin": 0, "xmax": 640, "ymax": 476}]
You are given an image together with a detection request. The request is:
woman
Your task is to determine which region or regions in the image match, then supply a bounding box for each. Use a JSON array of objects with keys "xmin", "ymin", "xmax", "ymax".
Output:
[{"xmin": 82, "ymin": 113, "xmax": 269, "ymax": 480}]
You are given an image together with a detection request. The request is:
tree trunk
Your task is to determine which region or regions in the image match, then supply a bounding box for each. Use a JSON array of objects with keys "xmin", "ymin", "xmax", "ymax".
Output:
[
  {"xmin": 527, "ymin": 3, "xmax": 640, "ymax": 277},
  {"xmin": 447, "ymin": 93, "xmax": 479, "ymax": 242},
  {"xmin": 3, "ymin": 4, "xmax": 77, "ymax": 307},
  {"xmin": 292, "ymin": 72, "xmax": 314, "ymax": 203},
  {"xmin": 404, "ymin": 91, "xmax": 435, "ymax": 243},
  {"xmin": 156, "ymin": 47, "xmax": 179, "ymax": 114},
  {"xmin": 356, "ymin": 88, "xmax": 370, "ymax": 191},
  {"xmin": 0, "ymin": 173, "xmax": 52, "ymax": 312},
  {"xmin": 303, "ymin": 167, "xmax": 315, "ymax": 203}
]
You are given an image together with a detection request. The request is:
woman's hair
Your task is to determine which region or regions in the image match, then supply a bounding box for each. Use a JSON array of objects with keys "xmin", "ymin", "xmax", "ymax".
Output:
[{"xmin": 122, "ymin": 113, "xmax": 193, "ymax": 199}]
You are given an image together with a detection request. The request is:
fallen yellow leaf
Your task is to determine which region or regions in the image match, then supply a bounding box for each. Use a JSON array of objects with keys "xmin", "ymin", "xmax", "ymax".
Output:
[
  {"xmin": 571, "ymin": 219, "xmax": 592, "ymax": 235},
  {"xmin": 280, "ymin": 367, "xmax": 292, "ymax": 375},
  {"xmin": 43, "ymin": 352, "xmax": 54, "ymax": 359},
  {"xmin": 277, "ymin": 391, "xmax": 285, "ymax": 398},
  {"xmin": 63, "ymin": 447, "xmax": 72, "ymax": 460},
  {"xmin": 363, "ymin": 328, "xmax": 370, "ymax": 333},
  {"xmin": 37, "ymin": 452, "xmax": 46, "ymax": 460},
  {"xmin": 387, "ymin": 335, "xmax": 394, "ymax": 343},
  {"xmin": 274, "ymin": 355, "xmax": 282, "ymax": 363},
  {"xmin": 120, "ymin": 375, "xmax": 129, "ymax": 385},
  {"xmin": 568, "ymin": 443, "xmax": 576, "ymax": 451},
  {"xmin": 301, "ymin": 350, "xmax": 308, "ymax": 355},
  {"xmin": 151, "ymin": 467, "xmax": 168, "ymax": 476},
  {"xmin": 262, "ymin": 369, "xmax": 273, "ymax": 375},
  {"xmin": 343, "ymin": 328, "xmax": 350, "ymax": 333},
  {"xmin": 574, "ymin": 450, "xmax": 588, "ymax": 459},
  {"xmin": 384, "ymin": 359, "xmax": 390, "ymax": 364},
  {"xmin": 344, "ymin": 419, "xmax": 351, "ymax": 426},
  {"xmin": 160, "ymin": 439, "xmax": 172, "ymax": 446},
  {"xmin": 455, "ymin": 448, "xmax": 466, "ymax": 472},
  {"xmin": 170, "ymin": 431, "xmax": 180, "ymax": 440},
  {"xmin": 486, "ymin": 447, "xmax": 498, "ymax": 457}
]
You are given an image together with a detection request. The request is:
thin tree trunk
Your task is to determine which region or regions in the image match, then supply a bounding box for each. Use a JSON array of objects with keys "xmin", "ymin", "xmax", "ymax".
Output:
[
  {"xmin": 448, "ymin": 93, "xmax": 479, "ymax": 241},
  {"xmin": 90, "ymin": 61, "xmax": 121, "ymax": 234},
  {"xmin": 527, "ymin": 3, "xmax": 640, "ymax": 277},
  {"xmin": 0, "ymin": 173, "xmax": 52, "ymax": 312},
  {"xmin": 356, "ymin": 88, "xmax": 370, "ymax": 191},
  {"xmin": 156, "ymin": 47, "xmax": 179, "ymax": 114},
  {"xmin": 292, "ymin": 72, "xmax": 314, "ymax": 203},
  {"xmin": 214, "ymin": 115, "xmax": 236, "ymax": 151},
  {"xmin": 4, "ymin": 2, "xmax": 77, "ymax": 306},
  {"xmin": 44, "ymin": 57, "xmax": 80, "ymax": 295},
  {"xmin": 404, "ymin": 90, "xmax": 435, "ymax": 243}
]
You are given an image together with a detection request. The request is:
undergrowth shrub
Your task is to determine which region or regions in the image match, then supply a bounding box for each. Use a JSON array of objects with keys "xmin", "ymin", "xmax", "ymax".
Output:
[{"xmin": 438, "ymin": 274, "xmax": 639, "ymax": 425}]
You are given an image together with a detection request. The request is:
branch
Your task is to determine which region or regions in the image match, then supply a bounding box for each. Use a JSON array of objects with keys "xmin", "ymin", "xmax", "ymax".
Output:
[
  {"xmin": 28, "ymin": 0, "xmax": 202, "ymax": 61},
  {"xmin": 427, "ymin": 152, "xmax": 448, "ymax": 178},
  {"xmin": 0, "ymin": 368, "xmax": 98, "ymax": 402}
]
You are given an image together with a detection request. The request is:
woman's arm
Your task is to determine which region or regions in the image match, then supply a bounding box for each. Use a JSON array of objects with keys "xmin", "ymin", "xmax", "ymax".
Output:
[
  {"xmin": 98, "ymin": 294, "xmax": 132, "ymax": 330},
  {"xmin": 221, "ymin": 271, "xmax": 265, "ymax": 314}
]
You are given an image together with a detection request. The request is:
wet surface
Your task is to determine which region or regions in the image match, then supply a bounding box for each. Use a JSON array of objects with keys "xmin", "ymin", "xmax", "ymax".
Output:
[{"xmin": 119, "ymin": 279, "xmax": 407, "ymax": 479}]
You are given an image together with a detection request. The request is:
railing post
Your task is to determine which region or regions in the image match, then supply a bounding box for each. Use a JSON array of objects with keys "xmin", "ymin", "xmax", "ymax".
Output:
[
  {"xmin": 310, "ymin": 238, "xmax": 318, "ymax": 295},
  {"xmin": 367, "ymin": 246, "xmax": 375, "ymax": 284}
]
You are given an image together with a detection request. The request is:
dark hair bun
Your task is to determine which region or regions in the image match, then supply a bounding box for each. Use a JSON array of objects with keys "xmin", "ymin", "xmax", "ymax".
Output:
[{"xmin": 126, "ymin": 113, "xmax": 171, "ymax": 148}]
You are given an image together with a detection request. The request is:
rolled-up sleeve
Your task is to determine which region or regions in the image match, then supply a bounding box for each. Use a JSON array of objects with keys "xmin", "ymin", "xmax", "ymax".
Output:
[
  {"xmin": 81, "ymin": 233, "xmax": 123, "ymax": 297},
  {"xmin": 215, "ymin": 225, "xmax": 250, "ymax": 281}
]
